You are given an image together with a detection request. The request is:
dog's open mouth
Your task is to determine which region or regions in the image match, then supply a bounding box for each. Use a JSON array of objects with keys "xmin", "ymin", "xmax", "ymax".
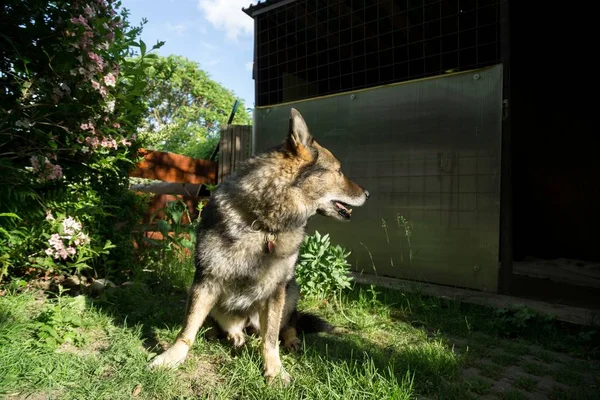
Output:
[{"xmin": 333, "ymin": 201, "xmax": 353, "ymax": 219}]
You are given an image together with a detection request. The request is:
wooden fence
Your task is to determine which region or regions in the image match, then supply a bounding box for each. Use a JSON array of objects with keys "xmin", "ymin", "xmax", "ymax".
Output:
[
  {"xmin": 218, "ymin": 125, "xmax": 252, "ymax": 183},
  {"xmin": 129, "ymin": 124, "xmax": 252, "ymax": 240}
]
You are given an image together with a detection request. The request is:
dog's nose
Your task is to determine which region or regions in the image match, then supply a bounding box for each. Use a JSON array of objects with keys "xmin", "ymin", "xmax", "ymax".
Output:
[{"xmin": 364, "ymin": 189, "xmax": 370, "ymax": 199}]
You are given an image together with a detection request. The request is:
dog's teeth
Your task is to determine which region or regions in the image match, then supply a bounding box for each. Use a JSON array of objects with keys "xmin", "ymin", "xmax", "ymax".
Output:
[{"xmin": 348, "ymin": 208, "xmax": 352, "ymax": 214}]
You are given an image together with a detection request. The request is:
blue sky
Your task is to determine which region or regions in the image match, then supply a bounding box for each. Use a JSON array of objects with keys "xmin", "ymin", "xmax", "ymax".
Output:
[{"xmin": 122, "ymin": 0, "xmax": 256, "ymax": 109}]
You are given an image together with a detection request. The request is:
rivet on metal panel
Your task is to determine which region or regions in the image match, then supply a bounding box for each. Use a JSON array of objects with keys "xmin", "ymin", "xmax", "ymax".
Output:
[
  {"xmin": 350, "ymin": 94, "xmax": 356, "ymax": 100},
  {"xmin": 473, "ymin": 74, "xmax": 480, "ymax": 80},
  {"xmin": 473, "ymin": 265, "xmax": 480, "ymax": 272}
]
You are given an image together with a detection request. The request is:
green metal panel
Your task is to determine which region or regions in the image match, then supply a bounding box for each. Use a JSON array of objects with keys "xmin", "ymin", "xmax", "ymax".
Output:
[{"xmin": 254, "ymin": 65, "xmax": 504, "ymax": 292}]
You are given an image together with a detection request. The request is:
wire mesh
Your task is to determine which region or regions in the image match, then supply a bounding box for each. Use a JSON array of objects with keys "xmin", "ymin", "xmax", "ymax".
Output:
[{"xmin": 255, "ymin": 0, "xmax": 501, "ymax": 106}]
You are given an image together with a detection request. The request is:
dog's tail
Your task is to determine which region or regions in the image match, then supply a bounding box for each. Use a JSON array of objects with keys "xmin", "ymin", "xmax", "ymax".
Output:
[{"xmin": 295, "ymin": 310, "xmax": 334, "ymax": 334}]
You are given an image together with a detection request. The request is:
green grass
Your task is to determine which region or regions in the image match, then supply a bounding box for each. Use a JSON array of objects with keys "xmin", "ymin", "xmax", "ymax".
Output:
[
  {"xmin": 497, "ymin": 388, "xmax": 528, "ymax": 400},
  {"xmin": 522, "ymin": 361, "xmax": 553, "ymax": 377},
  {"xmin": 1, "ymin": 270, "xmax": 599, "ymax": 399},
  {"xmin": 476, "ymin": 362, "xmax": 505, "ymax": 380},
  {"xmin": 553, "ymin": 367, "xmax": 583, "ymax": 386},
  {"xmin": 513, "ymin": 375, "xmax": 538, "ymax": 392},
  {"xmin": 491, "ymin": 352, "xmax": 521, "ymax": 367},
  {"xmin": 467, "ymin": 377, "xmax": 493, "ymax": 395}
]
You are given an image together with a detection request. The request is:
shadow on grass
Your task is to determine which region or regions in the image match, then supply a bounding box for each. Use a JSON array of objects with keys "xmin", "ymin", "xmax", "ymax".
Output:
[
  {"xmin": 87, "ymin": 282, "xmax": 469, "ymax": 398},
  {"xmin": 80, "ymin": 280, "xmax": 600, "ymax": 399}
]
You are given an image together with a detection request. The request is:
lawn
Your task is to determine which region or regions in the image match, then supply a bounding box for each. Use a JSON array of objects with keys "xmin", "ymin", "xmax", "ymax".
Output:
[{"xmin": 0, "ymin": 276, "xmax": 599, "ymax": 400}]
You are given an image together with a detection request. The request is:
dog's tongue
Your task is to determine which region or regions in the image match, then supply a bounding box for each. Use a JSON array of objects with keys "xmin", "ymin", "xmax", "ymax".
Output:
[{"xmin": 335, "ymin": 202, "xmax": 352, "ymax": 214}]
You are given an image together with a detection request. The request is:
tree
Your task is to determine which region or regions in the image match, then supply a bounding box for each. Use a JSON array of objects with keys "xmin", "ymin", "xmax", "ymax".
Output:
[
  {"xmin": 139, "ymin": 55, "xmax": 252, "ymax": 159},
  {"xmin": 0, "ymin": 0, "xmax": 161, "ymax": 280}
]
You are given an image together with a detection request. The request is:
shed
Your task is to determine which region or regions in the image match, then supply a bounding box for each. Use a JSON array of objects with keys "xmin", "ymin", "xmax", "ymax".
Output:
[{"xmin": 242, "ymin": 0, "xmax": 599, "ymax": 310}]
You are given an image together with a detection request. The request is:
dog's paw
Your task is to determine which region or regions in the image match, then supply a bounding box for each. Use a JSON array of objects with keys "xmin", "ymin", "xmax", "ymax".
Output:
[
  {"xmin": 148, "ymin": 342, "xmax": 189, "ymax": 369},
  {"xmin": 283, "ymin": 337, "xmax": 302, "ymax": 353},
  {"xmin": 227, "ymin": 331, "xmax": 246, "ymax": 348},
  {"xmin": 265, "ymin": 368, "xmax": 292, "ymax": 387}
]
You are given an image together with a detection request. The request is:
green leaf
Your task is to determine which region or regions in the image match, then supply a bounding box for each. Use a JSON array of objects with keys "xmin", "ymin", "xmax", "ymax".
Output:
[{"xmin": 0, "ymin": 213, "xmax": 21, "ymax": 220}]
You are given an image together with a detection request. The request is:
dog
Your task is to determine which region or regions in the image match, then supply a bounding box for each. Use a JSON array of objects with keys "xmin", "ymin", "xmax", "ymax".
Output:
[
  {"xmin": 149, "ymin": 108, "xmax": 370, "ymax": 385},
  {"xmin": 203, "ymin": 277, "xmax": 333, "ymax": 352}
]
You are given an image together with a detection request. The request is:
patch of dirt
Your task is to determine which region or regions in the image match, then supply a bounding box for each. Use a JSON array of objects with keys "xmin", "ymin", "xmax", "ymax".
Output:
[
  {"xmin": 56, "ymin": 331, "xmax": 109, "ymax": 356},
  {"xmin": 179, "ymin": 353, "xmax": 224, "ymax": 396}
]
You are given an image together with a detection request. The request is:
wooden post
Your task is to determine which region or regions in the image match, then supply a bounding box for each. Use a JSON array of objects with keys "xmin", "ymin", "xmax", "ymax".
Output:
[{"xmin": 218, "ymin": 124, "xmax": 252, "ymax": 183}]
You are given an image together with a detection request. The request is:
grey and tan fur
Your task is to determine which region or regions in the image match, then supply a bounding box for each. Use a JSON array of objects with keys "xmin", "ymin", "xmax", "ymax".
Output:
[{"xmin": 149, "ymin": 108, "xmax": 370, "ymax": 385}]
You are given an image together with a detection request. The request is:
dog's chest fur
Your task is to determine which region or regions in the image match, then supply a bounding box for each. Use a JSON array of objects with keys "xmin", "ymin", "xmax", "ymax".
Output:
[{"xmin": 197, "ymin": 221, "xmax": 306, "ymax": 312}]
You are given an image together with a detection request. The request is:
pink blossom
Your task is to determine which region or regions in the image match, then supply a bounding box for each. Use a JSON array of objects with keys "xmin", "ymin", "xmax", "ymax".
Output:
[
  {"xmin": 46, "ymin": 212, "xmax": 55, "ymax": 221},
  {"xmin": 75, "ymin": 232, "xmax": 90, "ymax": 246},
  {"xmin": 120, "ymin": 138, "xmax": 131, "ymax": 147},
  {"xmin": 113, "ymin": 122, "xmax": 120, "ymax": 129},
  {"xmin": 70, "ymin": 15, "xmax": 90, "ymax": 30},
  {"xmin": 81, "ymin": 123, "xmax": 89, "ymax": 130},
  {"xmin": 103, "ymin": 73, "xmax": 116, "ymax": 87},
  {"xmin": 85, "ymin": 136, "xmax": 100, "ymax": 148},
  {"xmin": 100, "ymin": 138, "xmax": 118, "ymax": 149},
  {"xmin": 88, "ymin": 52, "xmax": 104, "ymax": 70},
  {"xmin": 57, "ymin": 249, "xmax": 69, "ymax": 259},
  {"xmin": 45, "ymin": 248, "xmax": 54, "ymax": 256},
  {"xmin": 30, "ymin": 156, "xmax": 41, "ymax": 171},
  {"xmin": 81, "ymin": 146, "xmax": 90, "ymax": 154},
  {"xmin": 91, "ymin": 80, "xmax": 100, "ymax": 90},
  {"xmin": 84, "ymin": 6, "xmax": 94, "ymax": 17},
  {"xmin": 99, "ymin": 86, "xmax": 107, "ymax": 97},
  {"xmin": 66, "ymin": 247, "xmax": 76, "ymax": 256},
  {"xmin": 47, "ymin": 163, "xmax": 63, "ymax": 180}
]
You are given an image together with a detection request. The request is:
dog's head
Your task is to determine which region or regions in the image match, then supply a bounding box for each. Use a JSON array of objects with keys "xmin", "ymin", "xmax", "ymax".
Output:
[{"xmin": 285, "ymin": 108, "xmax": 370, "ymax": 221}]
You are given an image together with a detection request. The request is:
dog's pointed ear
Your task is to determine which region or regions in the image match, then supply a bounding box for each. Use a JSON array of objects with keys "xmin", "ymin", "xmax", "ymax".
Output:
[{"xmin": 286, "ymin": 108, "xmax": 315, "ymax": 160}]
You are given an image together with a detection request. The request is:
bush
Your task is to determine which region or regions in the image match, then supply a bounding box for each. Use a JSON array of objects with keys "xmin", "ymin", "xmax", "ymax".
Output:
[
  {"xmin": 296, "ymin": 231, "xmax": 354, "ymax": 299},
  {"xmin": 0, "ymin": 0, "xmax": 162, "ymax": 282}
]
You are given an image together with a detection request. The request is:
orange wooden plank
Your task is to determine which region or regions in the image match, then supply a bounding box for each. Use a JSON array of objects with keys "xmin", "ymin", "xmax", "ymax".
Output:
[{"xmin": 130, "ymin": 149, "xmax": 218, "ymax": 184}]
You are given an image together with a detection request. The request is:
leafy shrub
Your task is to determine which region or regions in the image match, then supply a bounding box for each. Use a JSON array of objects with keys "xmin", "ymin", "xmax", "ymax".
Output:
[
  {"xmin": 0, "ymin": 0, "xmax": 163, "ymax": 281},
  {"xmin": 132, "ymin": 199, "xmax": 201, "ymax": 289},
  {"xmin": 296, "ymin": 231, "xmax": 353, "ymax": 298}
]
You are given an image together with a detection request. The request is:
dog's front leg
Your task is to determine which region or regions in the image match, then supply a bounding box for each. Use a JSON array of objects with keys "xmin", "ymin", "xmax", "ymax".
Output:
[
  {"xmin": 150, "ymin": 281, "xmax": 219, "ymax": 369},
  {"xmin": 259, "ymin": 283, "xmax": 291, "ymax": 386}
]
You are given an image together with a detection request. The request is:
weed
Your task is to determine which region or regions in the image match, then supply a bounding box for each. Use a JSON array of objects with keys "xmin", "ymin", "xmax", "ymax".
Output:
[
  {"xmin": 513, "ymin": 375, "xmax": 538, "ymax": 392},
  {"xmin": 476, "ymin": 362, "xmax": 504, "ymax": 380},
  {"xmin": 295, "ymin": 231, "xmax": 353, "ymax": 299},
  {"xmin": 467, "ymin": 377, "xmax": 493, "ymax": 395},
  {"xmin": 554, "ymin": 367, "xmax": 583, "ymax": 386},
  {"xmin": 522, "ymin": 362, "xmax": 553, "ymax": 377}
]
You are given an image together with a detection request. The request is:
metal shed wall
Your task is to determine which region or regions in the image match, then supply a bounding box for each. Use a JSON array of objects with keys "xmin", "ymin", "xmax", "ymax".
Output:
[{"xmin": 254, "ymin": 64, "xmax": 503, "ymax": 292}]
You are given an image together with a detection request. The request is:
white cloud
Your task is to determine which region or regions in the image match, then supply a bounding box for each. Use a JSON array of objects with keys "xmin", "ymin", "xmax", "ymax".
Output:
[
  {"xmin": 166, "ymin": 22, "xmax": 189, "ymax": 36},
  {"xmin": 245, "ymin": 61, "xmax": 253, "ymax": 71},
  {"xmin": 197, "ymin": 0, "xmax": 253, "ymax": 41}
]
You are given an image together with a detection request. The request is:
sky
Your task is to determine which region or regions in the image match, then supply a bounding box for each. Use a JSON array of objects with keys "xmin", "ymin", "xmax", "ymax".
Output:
[{"xmin": 121, "ymin": 0, "xmax": 256, "ymax": 109}]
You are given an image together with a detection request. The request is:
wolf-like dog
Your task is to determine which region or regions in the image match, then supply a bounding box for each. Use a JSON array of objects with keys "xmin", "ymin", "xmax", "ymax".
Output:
[{"xmin": 149, "ymin": 108, "xmax": 370, "ymax": 385}]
